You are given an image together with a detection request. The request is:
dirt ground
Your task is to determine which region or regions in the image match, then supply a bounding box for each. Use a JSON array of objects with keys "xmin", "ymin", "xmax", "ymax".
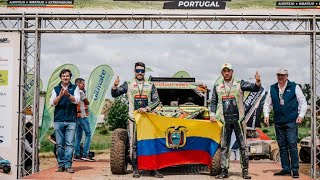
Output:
[
  {"xmin": 39, "ymin": 150, "xmax": 110, "ymax": 171},
  {"xmin": 39, "ymin": 149, "xmax": 313, "ymax": 178}
]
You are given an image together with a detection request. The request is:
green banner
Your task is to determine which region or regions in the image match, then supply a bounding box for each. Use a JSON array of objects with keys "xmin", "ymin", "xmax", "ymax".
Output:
[
  {"xmin": 173, "ymin": 71, "xmax": 191, "ymax": 78},
  {"xmin": 26, "ymin": 74, "xmax": 43, "ymax": 107},
  {"xmin": 39, "ymin": 64, "xmax": 80, "ymax": 142},
  {"xmin": 87, "ymin": 65, "xmax": 114, "ymax": 137}
]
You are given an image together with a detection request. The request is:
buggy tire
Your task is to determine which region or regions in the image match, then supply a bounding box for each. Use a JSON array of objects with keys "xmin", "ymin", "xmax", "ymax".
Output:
[
  {"xmin": 210, "ymin": 148, "xmax": 222, "ymax": 176},
  {"xmin": 271, "ymin": 149, "xmax": 280, "ymax": 162},
  {"xmin": 110, "ymin": 128, "xmax": 129, "ymax": 174},
  {"xmin": 299, "ymin": 148, "xmax": 311, "ymax": 163},
  {"xmin": 3, "ymin": 165, "xmax": 11, "ymax": 174}
]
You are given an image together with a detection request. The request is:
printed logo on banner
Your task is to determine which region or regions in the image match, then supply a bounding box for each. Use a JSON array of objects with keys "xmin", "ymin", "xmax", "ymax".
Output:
[
  {"xmin": 0, "ymin": 38, "xmax": 10, "ymax": 43},
  {"xmin": 0, "ymin": 71, "xmax": 8, "ymax": 86},
  {"xmin": 113, "ymin": 0, "xmax": 231, "ymax": 9},
  {"xmin": 7, "ymin": 0, "xmax": 74, "ymax": 8},
  {"xmin": 276, "ymin": 1, "xmax": 320, "ymax": 9},
  {"xmin": 0, "ymin": 91, "xmax": 6, "ymax": 96},
  {"xmin": 0, "ymin": 57, "xmax": 8, "ymax": 62}
]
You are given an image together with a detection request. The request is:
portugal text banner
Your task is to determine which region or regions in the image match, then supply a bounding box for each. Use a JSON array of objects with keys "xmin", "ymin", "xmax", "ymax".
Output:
[{"xmin": 135, "ymin": 112, "xmax": 222, "ymax": 170}]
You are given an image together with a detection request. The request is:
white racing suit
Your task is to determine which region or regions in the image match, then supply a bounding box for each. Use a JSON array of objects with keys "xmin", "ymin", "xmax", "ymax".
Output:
[
  {"xmin": 210, "ymin": 76, "xmax": 260, "ymax": 170},
  {"xmin": 111, "ymin": 78, "xmax": 160, "ymax": 170}
]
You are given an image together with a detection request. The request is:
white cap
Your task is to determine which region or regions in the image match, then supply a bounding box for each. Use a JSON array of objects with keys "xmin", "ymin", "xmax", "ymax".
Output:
[
  {"xmin": 221, "ymin": 63, "xmax": 232, "ymax": 70},
  {"xmin": 277, "ymin": 68, "xmax": 288, "ymax": 75}
]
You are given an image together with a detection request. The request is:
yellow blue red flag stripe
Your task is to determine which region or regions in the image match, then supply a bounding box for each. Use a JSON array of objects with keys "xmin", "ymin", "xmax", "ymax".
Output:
[{"xmin": 135, "ymin": 112, "xmax": 222, "ymax": 170}]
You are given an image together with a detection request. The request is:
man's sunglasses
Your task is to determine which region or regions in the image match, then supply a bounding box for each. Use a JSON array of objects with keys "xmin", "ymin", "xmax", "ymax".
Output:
[
  {"xmin": 277, "ymin": 74, "xmax": 287, "ymax": 77},
  {"xmin": 135, "ymin": 69, "xmax": 145, "ymax": 74}
]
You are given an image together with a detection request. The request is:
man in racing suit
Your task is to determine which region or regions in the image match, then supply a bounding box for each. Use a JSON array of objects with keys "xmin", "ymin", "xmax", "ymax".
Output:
[
  {"xmin": 111, "ymin": 62, "xmax": 161, "ymax": 178},
  {"xmin": 210, "ymin": 63, "xmax": 261, "ymax": 179}
]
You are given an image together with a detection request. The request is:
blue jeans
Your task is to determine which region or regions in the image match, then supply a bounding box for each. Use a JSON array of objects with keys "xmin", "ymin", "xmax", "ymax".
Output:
[
  {"xmin": 54, "ymin": 122, "xmax": 76, "ymax": 169},
  {"xmin": 275, "ymin": 121, "xmax": 299, "ymax": 172},
  {"xmin": 75, "ymin": 117, "xmax": 92, "ymax": 157}
]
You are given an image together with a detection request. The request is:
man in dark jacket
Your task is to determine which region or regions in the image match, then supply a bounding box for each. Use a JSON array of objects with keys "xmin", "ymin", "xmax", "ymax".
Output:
[
  {"xmin": 263, "ymin": 68, "xmax": 307, "ymax": 178},
  {"xmin": 50, "ymin": 69, "xmax": 80, "ymax": 173}
]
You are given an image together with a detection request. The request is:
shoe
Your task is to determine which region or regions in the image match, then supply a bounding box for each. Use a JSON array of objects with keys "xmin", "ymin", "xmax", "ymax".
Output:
[
  {"xmin": 292, "ymin": 171, "xmax": 299, "ymax": 178},
  {"xmin": 81, "ymin": 156, "xmax": 96, "ymax": 162},
  {"xmin": 274, "ymin": 170, "xmax": 291, "ymax": 176},
  {"xmin": 65, "ymin": 168, "xmax": 75, "ymax": 173},
  {"xmin": 74, "ymin": 155, "xmax": 82, "ymax": 161},
  {"xmin": 151, "ymin": 170, "xmax": 163, "ymax": 178},
  {"xmin": 215, "ymin": 169, "xmax": 228, "ymax": 179},
  {"xmin": 55, "ymin": 167, "xmax": 65, "ymax": 172},
  {"xmin": 242, "ymin": 168, "xmax": 251, "ymax": 179},
  {"xmin": 133, "ymin": 169, "xmax": 140, "ymax": 178}
]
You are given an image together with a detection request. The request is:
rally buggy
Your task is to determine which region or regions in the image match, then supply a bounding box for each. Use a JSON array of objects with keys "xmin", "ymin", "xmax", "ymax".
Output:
[
  {"xmin": 110, "ymin": 77, "xmax": 221, "ymax": 176},
  {"xmin": 0, "ymin": 156, "xmax": 11, "ymax": 174}
]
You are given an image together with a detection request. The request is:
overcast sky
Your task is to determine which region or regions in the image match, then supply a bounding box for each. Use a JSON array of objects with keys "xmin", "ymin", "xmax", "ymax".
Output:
[{"xmin": 40, "ymin": 33, "xmax": 310, "ymax": 98}]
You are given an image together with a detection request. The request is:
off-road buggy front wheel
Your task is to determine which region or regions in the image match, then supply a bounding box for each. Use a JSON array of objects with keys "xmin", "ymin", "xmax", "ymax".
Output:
[
  {"xmin": 110, "ymin": 128, "xmax": 129, "ymax": 174},
  {"xmin": 271, "ymin": 149, "xmax": 280, "ymax": 162},
  {"xmin": 210, "ymin": 148, "xmax": 222, "ymax": 176},
  {"xmin": 299, "ymin": 148, "xmax": 311, "ymax": 163},
  {"xmin": 3, "ymin": 165, "xmax": 11, "ymax": 174}
]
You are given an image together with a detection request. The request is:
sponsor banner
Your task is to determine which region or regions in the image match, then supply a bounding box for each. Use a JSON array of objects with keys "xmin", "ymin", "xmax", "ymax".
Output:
[
  {"xmin": 0, "ymin": 32, "xmax": 20, "ymax": 180},
  {"xmin": 86, "ymin": 65, "xmax": 114, "ymax": 137},
  {"xmin": 243, "ymin": 87, "xmax": 266, "ymax": 129},
  {"xmin": 135, "ymin": 112, "xmax": 222, "ymax": 170},
  {"xmin": 39, "ymin": 64, "xmax": 80, "ymax": 142},
  {"xmin": 276, "ymin": 1, "xmax": 320, "ymax": 9},
  {"xmin": 7, "ymin": 0, "xmax": 74, "ymax": 8},
  {"xmin": 163, "ymin": 0, "xmax": 226, "ymax": 9}
]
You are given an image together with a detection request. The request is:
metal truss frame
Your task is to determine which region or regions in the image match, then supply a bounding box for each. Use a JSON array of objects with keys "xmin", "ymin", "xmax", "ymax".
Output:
[{"xmin": 0, "ymin": 13, "xmax": 319, "ymax": 179}]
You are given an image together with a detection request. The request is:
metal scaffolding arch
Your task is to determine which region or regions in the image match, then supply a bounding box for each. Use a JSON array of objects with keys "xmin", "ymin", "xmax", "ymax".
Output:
[{"xmin": 0, "ymin": 13, "xmax": 319, "ymax": 179}]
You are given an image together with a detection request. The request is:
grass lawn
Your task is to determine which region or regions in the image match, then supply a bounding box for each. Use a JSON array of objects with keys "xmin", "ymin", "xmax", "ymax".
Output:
[
  {"xmin": 260, "ymin": 126, "xmax": 310, "ymax": 142},
  {"xmin": 40, "ymin": 126, "xmax": 111, "ymax": 153}
]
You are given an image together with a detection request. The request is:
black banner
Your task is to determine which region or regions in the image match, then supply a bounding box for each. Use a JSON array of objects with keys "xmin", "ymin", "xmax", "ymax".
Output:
[
  {"xmin": 244, "ymin": 87, "xmax": 266, "ymax": 129},
  {"xmin": 7, "ymin": 0, "xmax": 74, "ymax": 7},
  {"xmin": 163, "ymin": 0, "xmax": 226, "ymax": 9}
]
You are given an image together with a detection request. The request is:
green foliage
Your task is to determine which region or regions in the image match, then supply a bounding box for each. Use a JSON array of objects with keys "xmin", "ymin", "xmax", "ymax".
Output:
[
  {"xmin": 40, "ymin": 127, "xmax": 112, "ymax": 152},
  {"xmin": 106, "ymin": 95, "xmax": 129, "ymax": 131},
  {"xmin": 99, "ymin": 124, "xmax": 109, "ymax": 135},
  {"xmin": 301, "ymin": 84, "xmax": 311, "ymax": 104},
  {"xmin": 39, "ymin": 128, "xmax": 55, "ymax": 153}
]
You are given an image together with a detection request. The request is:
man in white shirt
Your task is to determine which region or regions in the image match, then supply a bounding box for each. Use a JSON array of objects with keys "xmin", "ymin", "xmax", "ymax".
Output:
[
  {"xmin": 50, "ymin": 69, "xmax": 80, "ymax": 173},
  {"xmin": 263, "ymin": 68, "xmax": 307, "ymax": 178}
]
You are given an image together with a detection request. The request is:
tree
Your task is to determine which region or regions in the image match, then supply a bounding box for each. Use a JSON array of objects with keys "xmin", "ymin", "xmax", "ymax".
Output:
[
  {"xmin": 301, "ymin": 84, "xmax": 311, "ymax": 104},
  {"xmin": 106, "ymin": 95, "xmax": 129, "ymax": 130}
]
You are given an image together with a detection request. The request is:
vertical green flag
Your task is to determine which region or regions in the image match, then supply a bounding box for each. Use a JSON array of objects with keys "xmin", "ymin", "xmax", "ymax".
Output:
[
  {"xmin": 26, "ymin": 74, "xmax": 43, "ymax": 107},
  {"xmin": 87, "ymin": 65, "xmax": 114, "ymax": 137},
  {"xmin": 39, "ymin": 64, "xmax": 80, "ymax": 142}
]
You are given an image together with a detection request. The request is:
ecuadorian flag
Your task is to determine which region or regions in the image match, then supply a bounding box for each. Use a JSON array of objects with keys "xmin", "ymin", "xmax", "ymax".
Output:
[{"xmin": 135, "ymin": 112, "xmax": 222, "ymax": 170}]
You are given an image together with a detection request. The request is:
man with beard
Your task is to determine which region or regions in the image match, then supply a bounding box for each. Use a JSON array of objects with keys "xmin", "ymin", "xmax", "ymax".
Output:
[
  {"xmin": 111, "ymin": 62, "xmax": 161, "ymax": 178},
  {"xmin": 50, "ymin": 69, "xmax": 80, "ymax": 173},
  {"xmin": 210, "ymin": 63, "xmax": 261, "ymax": 179}
]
